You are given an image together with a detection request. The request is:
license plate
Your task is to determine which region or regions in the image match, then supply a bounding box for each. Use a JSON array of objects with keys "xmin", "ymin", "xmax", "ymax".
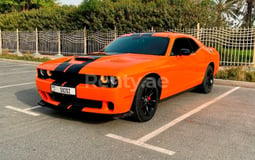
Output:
[{"xmin": 51, "ymin": 85, "xmax": 76, "ymax": 95}]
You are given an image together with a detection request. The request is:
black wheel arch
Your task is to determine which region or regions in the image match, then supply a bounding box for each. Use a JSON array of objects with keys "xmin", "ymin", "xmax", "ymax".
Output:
[{"xmin": 208, "ymin": 62, "xmax": 215, "ymax": 73}]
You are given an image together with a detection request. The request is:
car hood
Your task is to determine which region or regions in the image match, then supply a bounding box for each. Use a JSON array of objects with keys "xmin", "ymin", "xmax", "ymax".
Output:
[{"xmin": 39, "ymin": 53, "xmax": 165, "ymax": 75}]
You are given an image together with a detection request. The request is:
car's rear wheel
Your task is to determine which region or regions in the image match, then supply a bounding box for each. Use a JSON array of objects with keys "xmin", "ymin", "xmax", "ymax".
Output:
[
  {"xmin": 196, "ymin": 65, "xmax": 214, "ymax": 93},
  {"xmin": 131, "ymin": 77, "xmax": 159, "ymax": 122}
]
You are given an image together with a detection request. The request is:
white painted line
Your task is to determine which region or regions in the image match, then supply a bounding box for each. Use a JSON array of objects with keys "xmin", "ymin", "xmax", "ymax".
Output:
[
  {"xmin": 0, "ymin": 71, "xmax": 34, "ymax": 76},
  {"xmin": 0, "ymin": 82, "xmax": 34, "ymax": 89},
  {"xmin": 137, "ymin": 87, "xmax": 240, "ymax": 143},
  {"xmin": 106, "ymin": 133, "xmax": 141, "ymax": 145},
  {"xmin": 5, "ymin": 105, "xmax": 40, "ymax": 116},
  {"xmin": 106, "ymin": 133, "xmax": 175, "ymax": 156},
  {"xmin": 24, "ymin": 105, "xmax": 42, "ymax": 111}
]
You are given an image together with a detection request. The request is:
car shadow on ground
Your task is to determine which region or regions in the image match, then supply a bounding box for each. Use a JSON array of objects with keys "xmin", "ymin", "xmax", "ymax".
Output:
[
  {"xmin": 15, "ymin": 88, "xmax": 41, "ymax": 107},
  {"xmin": 45, "ymin": 109, "xmax": 116, "ymax": 124},
  {"xmin": 15, "ymin": 88, "xmax": 115, "ymax": 124}
]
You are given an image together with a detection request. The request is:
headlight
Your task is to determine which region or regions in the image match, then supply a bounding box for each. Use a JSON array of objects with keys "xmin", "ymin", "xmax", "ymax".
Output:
[
  {"xmin": 38, "ymin": 69, "xmax": 52, "ymax": 79},
  {"xmin": 98, "ymin": 75, "xmax": 118, "ymax": 88},
  {"xmin": 109, "ymin": 76, "xmax": 118, "ymax": 86},
  {"xmin": 47, "ymin": 70, "xmax": 52, "ymax": 77},
  {"xmin": 100, "ymin": 76, "xmax": 108, "ymax": 84},
  {"xmin": 39, "ymin": 69, "xmax": 46, "ymax": 77}
]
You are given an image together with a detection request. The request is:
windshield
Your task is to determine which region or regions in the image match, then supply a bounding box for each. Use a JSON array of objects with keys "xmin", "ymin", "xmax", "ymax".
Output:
[{"xmin": 102, "ymin": 36, "xmax": 170, "ymax": 56}]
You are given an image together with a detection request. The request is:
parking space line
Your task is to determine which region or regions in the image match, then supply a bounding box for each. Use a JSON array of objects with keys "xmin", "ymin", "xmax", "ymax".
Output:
[
  {"xmin": 106, "ymin": 87, "xmax": 240, "ymax": 156},
  {"xmin": 106, "ymin": 133, "xmax": 175, "ymax": 156},
  {"xmin": 24, "ymin": 105, "xmax": 42, "ymax": 111},
  {"xmin": 0, "ymin": 71, "xmax": 34, "ymax": 76},
  {"xmin": 0, "ymin": 82, "xmax": 34, "ymax": 89},
  {"xmin": 137, "ymin": 87, "xmax": 240, "ymax": 143},
  {"xmin": 5, "ymin": 105, "xmax": 40, "ymax": 116}
]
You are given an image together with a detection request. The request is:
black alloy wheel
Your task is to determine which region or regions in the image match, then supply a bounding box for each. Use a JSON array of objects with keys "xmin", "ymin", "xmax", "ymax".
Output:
[
  {"xmin": 197, "ymin": 65, "xmax": 214, "ymax": 93},
  {"xmin": 131, "ymin": 77, "xmax": 159, "ymax": 122}
]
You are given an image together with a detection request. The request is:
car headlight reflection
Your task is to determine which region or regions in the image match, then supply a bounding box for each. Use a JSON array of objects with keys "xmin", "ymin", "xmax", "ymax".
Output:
[
  {"xmin": 100, "ymin": 76, "xmax": 108, "ymax": 84},
  {"xmin": 109, "ymin": 76, "xmax": 118, "ymax": 86},
  {"xmin": 99, "ymin": 75, "xmax": 118, "ymax": 88},
  {"xmin": 47, "ymin": 70, "xmax": 52, "ymax": 77},
  {"xmin": 39, "ymin": 69, "xmax": 46, "ymax": 77}
]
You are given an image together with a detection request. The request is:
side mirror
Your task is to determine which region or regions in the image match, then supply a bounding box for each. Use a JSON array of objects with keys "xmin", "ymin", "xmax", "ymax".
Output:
[{"xmin": 180, "ymin": 48, "xmax": 191, "ymax": 56}]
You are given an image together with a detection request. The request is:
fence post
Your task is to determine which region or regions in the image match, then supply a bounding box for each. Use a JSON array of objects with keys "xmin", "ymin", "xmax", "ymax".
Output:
[
  {"xmin": 253, "ymin": 28, "xmax": 255, "ymax": 65},
  {"xmin": 114, "ymin": 26, "xmax": 117, "ymax": 40},
  {"xmin": 56, "ymin": 31, "xmax": 63, "ymax": 57},
  {"xmin": 33, "ymin": 28, "xmax": 40, "ymax": 55},
  {"xmin": 151, "ymin": 26, "xmax": 154, "ymax": 32},
  {"xmin": 84, "ymin": 27, "xmax": 87, "ymax": 55},
  {"xmin": 0, "ymin": 29, "xmax": 2, "ymax": 55},
  {"xmin": 15, "ymin": 28, "xmax": 22, "ymax": 55},
  {"xmin": 197, "ymin": 23, "xmax": 200, "ymax": 40}
]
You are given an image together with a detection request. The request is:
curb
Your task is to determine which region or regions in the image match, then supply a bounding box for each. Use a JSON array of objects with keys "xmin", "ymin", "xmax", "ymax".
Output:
[{"xmin": 214, "ymin": 79, "xmax": 255, "ymax": 89}]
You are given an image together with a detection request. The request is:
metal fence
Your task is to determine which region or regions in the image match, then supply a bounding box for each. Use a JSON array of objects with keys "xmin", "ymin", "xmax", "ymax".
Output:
[{"xmin": 0, "ymin": 25, "xmax": 255, "ymax": 66}]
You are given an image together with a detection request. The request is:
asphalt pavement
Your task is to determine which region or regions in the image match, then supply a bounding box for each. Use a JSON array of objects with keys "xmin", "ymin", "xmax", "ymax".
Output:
[{"xmin": 0, "ymin": 60, "xmax": 255, "ymax": 160}]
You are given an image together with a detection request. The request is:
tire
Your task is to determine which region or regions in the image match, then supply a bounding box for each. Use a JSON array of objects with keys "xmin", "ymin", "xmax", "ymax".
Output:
[
  {"xmin": 131, "ymin": 77, "xmax": 159, "ymax": 122},
  {"xmin": 196, "ymin": 65, "xmax": 214, "ymax": 93}
]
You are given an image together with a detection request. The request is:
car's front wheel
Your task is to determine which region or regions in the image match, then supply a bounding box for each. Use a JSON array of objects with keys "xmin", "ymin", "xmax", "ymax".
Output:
[{"xmin": 131, "ymin": 77, "xmax": 159, "ymax": 122}]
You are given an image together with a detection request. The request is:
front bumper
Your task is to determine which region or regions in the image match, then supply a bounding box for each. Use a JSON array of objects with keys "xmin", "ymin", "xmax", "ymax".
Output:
[{"xmin": 36, "ymin": 77, "xmax": 135, "ymax": 114}]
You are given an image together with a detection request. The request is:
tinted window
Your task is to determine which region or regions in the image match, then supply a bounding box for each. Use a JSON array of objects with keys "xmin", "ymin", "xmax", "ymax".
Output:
[
  {"xmin": 103, "ymin": 36, "xmax": 170, "ymax": 56},
  {"xmin": 188, "ymin": 38, "xmax": 199, "ymax": 52},
  {"xmin": 171, "ymin": 38, "xmax": 199, "ymax": 56}
]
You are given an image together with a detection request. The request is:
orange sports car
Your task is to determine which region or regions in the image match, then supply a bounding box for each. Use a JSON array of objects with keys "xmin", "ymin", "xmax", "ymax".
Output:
[{"xmin": 36, "ymin": 32, "xmax": 219, "ymax": 122}]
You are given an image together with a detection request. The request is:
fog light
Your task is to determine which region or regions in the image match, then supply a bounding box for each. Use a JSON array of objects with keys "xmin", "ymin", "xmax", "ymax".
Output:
[{"xmin": 108, "ymin": 102, "xmax": 114, "ymax": 110}]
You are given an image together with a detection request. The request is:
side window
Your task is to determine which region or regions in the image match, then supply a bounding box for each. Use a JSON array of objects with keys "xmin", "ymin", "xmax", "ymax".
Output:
[
  {"xmin": 170, "ymin": 38, "xmax": 200, "ymax": 56},
  {"xmin": 187, "ymin": 38, "xmax": 199, "ymax": 53},
  {"xmin": 171, "ymin": 38, "xmax": 192, "ymax": 56}
]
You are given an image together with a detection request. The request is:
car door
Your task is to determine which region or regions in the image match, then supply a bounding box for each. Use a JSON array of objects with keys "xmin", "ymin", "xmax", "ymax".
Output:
[{"xmin": 167, "ymin": 37, "xmax": 202, "ymax": 93}]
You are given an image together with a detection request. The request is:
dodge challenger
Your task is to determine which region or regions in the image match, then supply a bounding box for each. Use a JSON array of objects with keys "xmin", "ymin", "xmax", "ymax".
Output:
[{"xmin": 36, "ymin": 32, "xmax": 219, "ymax": 122}]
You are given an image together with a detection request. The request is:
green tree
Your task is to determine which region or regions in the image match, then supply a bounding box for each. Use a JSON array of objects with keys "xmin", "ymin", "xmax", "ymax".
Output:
[
  {"xmin": 0, "ymin": 0, "xmax": 19, "ymax": 13},
  {"xmin": 0, "ymin": 0, "xmax": 57, "ymax": 13}
]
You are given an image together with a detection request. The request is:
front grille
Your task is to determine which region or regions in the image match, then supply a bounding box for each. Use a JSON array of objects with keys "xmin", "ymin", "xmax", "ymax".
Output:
[
  {"xmin": 51, "ymin": 71, "xmax": 86, "ymax": 84},
  {"xmin": 51, "ymin": 71, "xmax": 99, "ymax": 85},
  {"xmin": 49, "ymin": 93, "xmax": 102, "ymax": 110}
]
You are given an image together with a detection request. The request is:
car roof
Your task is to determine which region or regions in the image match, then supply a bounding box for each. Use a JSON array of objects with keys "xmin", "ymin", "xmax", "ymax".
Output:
[
  {"xmin": 119, "ymin": 32, "xmax": 203, "ymax": 47},
  {"xmin": 120, "ymin": 32, "xmax": 194, "ymax": 38}
]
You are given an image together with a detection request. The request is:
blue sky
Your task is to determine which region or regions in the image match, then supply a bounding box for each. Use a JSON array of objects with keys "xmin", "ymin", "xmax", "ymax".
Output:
[{"xmin": 59, "ymin": 0, "xmax": 83, "ymax": 6}]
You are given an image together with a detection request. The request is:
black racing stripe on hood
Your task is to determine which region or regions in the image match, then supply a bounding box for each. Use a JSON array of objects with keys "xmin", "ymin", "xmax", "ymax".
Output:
[
  {"xmin": 51, "ymin": 57, "xmax": 101, "ymax": 89},
  {"xmin": 54, "ymin": 60, "xmax": 71, "ymax": 72},
  {"xmin": 65, "ymin": 57, "xmax": 100, "ymax": 74}
]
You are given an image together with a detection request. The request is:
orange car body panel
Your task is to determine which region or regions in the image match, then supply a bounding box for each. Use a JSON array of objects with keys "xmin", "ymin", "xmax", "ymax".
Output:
[{"xmin": 36, "ymin": 32, "xmax": 219, "ymax": 114}]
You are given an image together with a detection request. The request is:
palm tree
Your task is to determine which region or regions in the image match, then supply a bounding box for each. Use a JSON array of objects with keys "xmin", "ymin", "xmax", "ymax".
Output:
[
  {"xmin": 237, "ymin": 0, "xmax": 255, "ymax": 27},
  {"xmin": 213, "ymin": 0, "xmax": 240, "ymax": 26}
]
